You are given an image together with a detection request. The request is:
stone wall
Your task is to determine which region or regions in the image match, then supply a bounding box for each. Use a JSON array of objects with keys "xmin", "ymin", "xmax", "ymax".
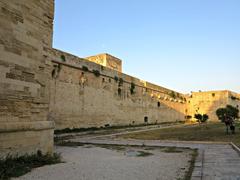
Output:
[
  {"xmin": 0, "ymin": 0, "xmax": 54, "ymax": 157},
  {"xmin": 1, "ymin": 0, "xmax": 239, "ymax": 158},
  {"xmin": 46, "ymin": 48, "xmax": 186, "ymax": 130},
  {"xmin": 229, "ymin": 92, "xmax": 240, "ymax": 110},
  {"xmin": 186, "ymin": 91, "xmax": 240, "ymax": 121}
]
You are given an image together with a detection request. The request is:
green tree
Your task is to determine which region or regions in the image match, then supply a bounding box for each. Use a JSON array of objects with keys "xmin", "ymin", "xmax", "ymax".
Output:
[
  {"xmin": 216, "ymin": 105, "xmax": 239, "ymax": 134},
  {"xmin": 169, "ymin": 91, "xmax": 176, "ymax": 99},
  {"xmin": 130, "ymin": 82, "xmax": 135, "ymax": 95},
  {"xmin": 202, "ymin": 114, "xmax": 209, "ymax": 123},
  {"xmin": 216, "ymin": 105, "xmax": 239, "ymax": 122},
  {"xmin": 216, "ymin": 108, "xmax": 226, "ymax": 122},
  {"xmin": 194, "ymin": 114, "xmax": 209, "ymax": 124}
]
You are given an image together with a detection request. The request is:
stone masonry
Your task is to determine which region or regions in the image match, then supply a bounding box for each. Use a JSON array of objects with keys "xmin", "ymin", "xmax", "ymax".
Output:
[
  {"xmin": 0, "ymin": 0, "xmax": 54, "ymax": 157},
  {"xmin": 0, "ymin": 0, "xmax": 239, "ymax": 157}
]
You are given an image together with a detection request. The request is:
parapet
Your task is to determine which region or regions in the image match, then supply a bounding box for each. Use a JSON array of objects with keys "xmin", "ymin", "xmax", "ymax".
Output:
[{"xmin": 86, "ymin": 53, "xmax": 122, "ymax": 72}]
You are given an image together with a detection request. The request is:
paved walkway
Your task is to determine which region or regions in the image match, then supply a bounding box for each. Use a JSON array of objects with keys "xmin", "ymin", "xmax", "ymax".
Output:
[{"xmin": 69, "ymin": 135, "xmax": 240, "ymax": 180}]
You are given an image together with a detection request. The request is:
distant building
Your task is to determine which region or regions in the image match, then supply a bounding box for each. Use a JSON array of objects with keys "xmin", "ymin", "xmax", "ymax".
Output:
[{"xmin": 186, "ymin": 90, "xmax": 240, "ymax": 121}]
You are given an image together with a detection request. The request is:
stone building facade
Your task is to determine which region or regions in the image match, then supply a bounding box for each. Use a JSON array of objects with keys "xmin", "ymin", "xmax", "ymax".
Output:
[
  {"xmin": 0, "ymin": 0, "xmax": 55, "ymax": 158},
  {"xmin": 0, "ymin": 0, "xmax": 239, "ymax": 158},
  {"xmin": 186, "ymin": 91, "xmax": 240, "ymax": 122}
]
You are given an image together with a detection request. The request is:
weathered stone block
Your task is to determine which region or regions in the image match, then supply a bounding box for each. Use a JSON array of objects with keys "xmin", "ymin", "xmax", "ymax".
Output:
[{"xmin": 0, "ymin": 0, "xmax": 54, "ymax": 158}]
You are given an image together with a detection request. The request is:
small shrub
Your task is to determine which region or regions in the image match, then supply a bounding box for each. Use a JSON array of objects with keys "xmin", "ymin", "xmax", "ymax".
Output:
[
  {"xmin": 114, "ymin": 76, "xmax": 119, "ymax": 82},
  {"xmin": 119, "ymin": 78, "xmax": 124, "ymax": 86},
  {"xmin": 92, "ymin": 70, "xmax": 100, "ymax": 77},
  {"xmin": 169, "ymin": 91, "xmax": 176, "ymax": 99},
  {"xmin": 130, "ymin": 82, "xmax": 135, "ymax": 94},
  {"xmin": 0, "ymin": 151, "xmax": 61, "ymax": 179},
  {"xmin": 194, "ymin": 113, "xmax": 209, "ymax": 123},
  {"xmin": 60, "ymin": 55, "xmax": 66, "ymax": 62},
  {"xmin": 202, "ymin": 114, "xmax": 209, "ymax": 123},
  {"xmin": 82, "ymin": 66, "xmax": 89, "ymax": 71}
]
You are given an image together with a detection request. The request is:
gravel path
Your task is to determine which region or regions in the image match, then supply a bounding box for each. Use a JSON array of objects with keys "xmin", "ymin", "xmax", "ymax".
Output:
[
  {"xmin": 14, "ymin": 145, "xmax": 192, "ymax": 180},
  {"xmin": 69, "ymin": 137, "xmax": 240, "ymax": 180}
]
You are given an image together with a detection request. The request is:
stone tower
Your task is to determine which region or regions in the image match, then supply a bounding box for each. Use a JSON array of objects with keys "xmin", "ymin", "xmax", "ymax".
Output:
[
  {"xmin": 86, "ymin": 53, "xmax": 122, "ymax": 72},
  {"xmin": 0, "ymin": 0, "xmax": 55, "ymax": 157}
]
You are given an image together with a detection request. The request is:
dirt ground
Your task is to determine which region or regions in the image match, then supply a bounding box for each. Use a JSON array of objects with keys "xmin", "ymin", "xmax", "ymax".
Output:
[{"xmin": 14, "ymin": 145, "xmax": 192, "ymax": 180}]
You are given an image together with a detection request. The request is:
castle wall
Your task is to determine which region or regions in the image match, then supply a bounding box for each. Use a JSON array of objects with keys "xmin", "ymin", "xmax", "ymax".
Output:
[
  {"xmin": 46, "ymin": 49, "xmax": 186, "ymax": 130},
  {"xmin": 1, "ymin": 0, "xmax": 238, "ymax": 159},
  {"xmin": 228, "ymin": 92, "xmax": 240, "ymax": 109},
  {"xmin": 186, "ymin": 91, "xmax": 240, "ymax": 122},
  {"xmin": 0, "ymin": 0, "xmax": 54, "ymax": 157}
]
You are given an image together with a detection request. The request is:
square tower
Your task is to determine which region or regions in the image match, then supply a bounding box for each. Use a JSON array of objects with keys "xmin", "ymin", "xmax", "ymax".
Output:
[{"xmin": 86, "ymin": 53, "xmax": 122, "ymax": 72}]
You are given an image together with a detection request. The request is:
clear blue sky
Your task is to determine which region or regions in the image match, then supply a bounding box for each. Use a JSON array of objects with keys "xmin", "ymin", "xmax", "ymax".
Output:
[{"xmin": 53, "ymin": 0, "xmax": 240, "ymax": 94}]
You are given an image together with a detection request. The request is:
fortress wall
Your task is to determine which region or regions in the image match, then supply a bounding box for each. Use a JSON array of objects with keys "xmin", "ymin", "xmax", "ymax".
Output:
[
  {"xmin": 0, "ymin": 0, "xmax": 54, "ymax": 157},
  {"xmin": 227, "ymin": 92, "xmax": 240, "ymax": 115},
  {"xmin": 186, "ymin": 91, "xmax": 240, "ymax": 121},
  {"xmin": 2, "ymin": 0, "xmax": 238, "ymax": 159},
  {"xmin": 46, "ymin": 49, "xmax": 186, "ymax": 130}
]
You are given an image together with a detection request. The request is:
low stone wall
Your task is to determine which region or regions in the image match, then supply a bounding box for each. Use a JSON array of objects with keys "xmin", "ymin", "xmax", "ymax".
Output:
[{"xmin": 0, "ymin": 129, "xmax": 53, "ymax": 158}]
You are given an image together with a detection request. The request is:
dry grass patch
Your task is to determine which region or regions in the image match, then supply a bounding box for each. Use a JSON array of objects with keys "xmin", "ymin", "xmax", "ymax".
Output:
[{"xmin": 121, "ymin": 122, "xmax": 240, "ymax": 146}]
